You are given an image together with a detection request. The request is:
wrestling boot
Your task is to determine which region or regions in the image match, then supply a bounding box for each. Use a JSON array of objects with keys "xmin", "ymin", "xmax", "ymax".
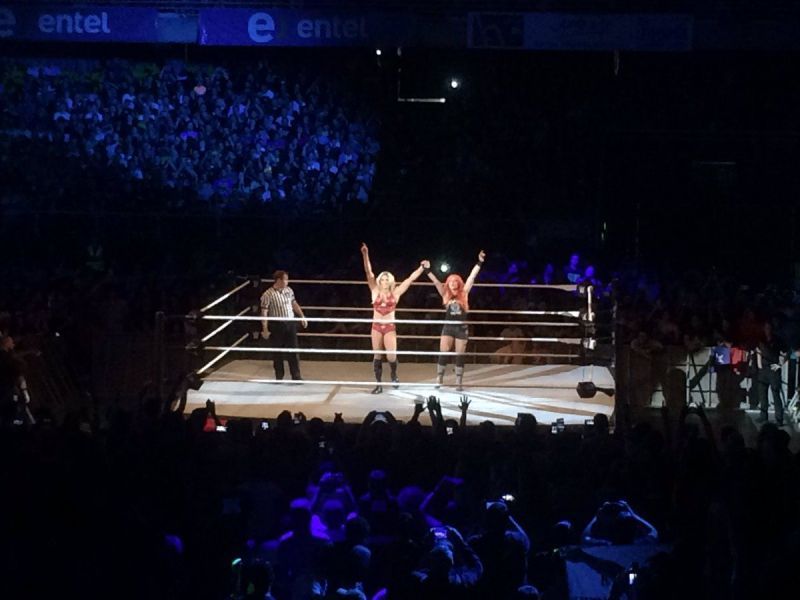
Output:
[{"xmin": 389, "ymin": 361, "xmax": 399, "ymax": 389}]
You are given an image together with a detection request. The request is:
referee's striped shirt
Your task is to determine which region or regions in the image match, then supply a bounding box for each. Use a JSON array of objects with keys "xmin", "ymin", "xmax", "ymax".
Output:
[{"xmin": 260, "ymin": 286, "xmax": 296, "ymax": 319}]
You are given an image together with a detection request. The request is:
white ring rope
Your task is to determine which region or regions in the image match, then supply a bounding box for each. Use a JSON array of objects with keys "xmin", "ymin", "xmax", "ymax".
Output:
[
  {"xmin": 200, "ymin": 280, "xmax": 251, "ymax": 313},
  {"xmin": 302, "ymin": 306, "xmax": 582, "ymax": 317},
  {"xmin": 200, "ymin": 377, "xmax": 582, "ymax": 390},
  {"xmin": 295, "ymin": 332, "xmax": 585, "ymax": 344},
  {"xmin": 191, "ymin": 280, "xmax": 608, "ymax": 390},
  {"xmin": 201, "ymin": 306, "xmax": 251, "ymax": 343},
  {"xmin": 200, "ymin": 315, "xmax": 585, "ymax": 327},
  {"xmin": 250, "ymin": 277, "xmax": 580, "ymax": 290},
  {"xmin": 197, "ymin": 333, "xmax": 249, "ymax": 375},
  {"xmin": 202, "ymin": 346, "xmax": 582, "ymax": 359}
]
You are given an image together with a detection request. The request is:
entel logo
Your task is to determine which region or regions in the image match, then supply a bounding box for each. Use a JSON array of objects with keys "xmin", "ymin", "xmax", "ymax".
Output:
[
  {"xmin": 247, "ymin": 12, "xmax": 367, "ymax": 44},
  {"xmin": 38, "ymin": 11, "xmax": 112, "ymax": 35},
  {"xmin": 0, "ymin": 8, "xmax": 112, "ymax": 38},
  {"xmin": 0, "ymin": 8, "xmax": 17, "ymax": 38},
  {"xmin": 248, "ymin": 12, "xmax": 275, "ymax": 43}
]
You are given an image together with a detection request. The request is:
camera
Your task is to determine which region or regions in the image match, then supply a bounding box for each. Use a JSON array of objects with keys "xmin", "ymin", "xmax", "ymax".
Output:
[
  {"xmin": 260, "ymin": 421, "xmax": 269, "ymax": 431},
  {"xmin": 216, "ymin": 425, "xmax": 227, "ymax": 432},
  {"xmin": 446, "ymin": 426, "xmax": 454, "ymax": 435},
  {"xmin": 500, "ymin": 493, "xmax": 515, "ymax": 503},
  {"xmin": 585, "ymin": 418, "xmax": 594, "ymax": 426}
]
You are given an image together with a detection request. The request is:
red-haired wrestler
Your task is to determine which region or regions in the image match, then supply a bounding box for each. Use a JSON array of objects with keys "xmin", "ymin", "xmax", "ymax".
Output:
[
  {"xmin": 427, "ymin": 250, "xmax": 486, "ymax": 390},
  {"xmin": 361, "ymin": 243, "xmax": 429, "ymax": 394}
]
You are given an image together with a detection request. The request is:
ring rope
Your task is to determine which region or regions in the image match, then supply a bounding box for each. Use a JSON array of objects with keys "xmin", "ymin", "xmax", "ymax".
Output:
[
  {"xmin": 201, "ymin": 306, "xmax": 252, "ymax": 343},
  {"xmin": 302, "ymin": 306, "xmax": 583, "ymax": 317},
  {"xmin": 300, "ymin": 322, "xmax": 581, "ymax": 328},
  {"xmin": 197, "ymin": 333, "xmax": 249, "ymax": 375},
  {"xmin": 252, "ymin": 277, "xmax": 581, "ymax": 290},
  {"xmin": 202, "ymin": 346, "xmax": 581, "ymax": 359},
  {"xmin": 200, "ymin": 377, "xmax": 585, "ymax": 390},
  {"xmin": 200, "ymin": 280, "xmax": 251, "ymax": 313},
  {"xmin": 294, "ymin": 333, "xmax": 586, "ymax": 344},
  {"xmin": 200, "ymin": 315, "xmax": 585, "ymax": 327}
]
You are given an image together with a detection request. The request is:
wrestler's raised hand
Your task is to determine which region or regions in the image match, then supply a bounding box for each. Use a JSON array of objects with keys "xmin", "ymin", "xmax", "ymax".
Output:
[
  {"xmin": 360, "ymin": 242, "xmax": 369, "ymax": 255},
  {"xmin": 421, "ymin": 259, "xmax": 431, "ymax": 269},
  {"xmin": 478, "ymin": 250, "xmax": 486, "ymax": 264}
]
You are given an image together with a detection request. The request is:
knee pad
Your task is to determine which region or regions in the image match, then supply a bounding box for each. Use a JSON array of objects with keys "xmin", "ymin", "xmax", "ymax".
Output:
[
  {"xmin": 438, "ymin": 355, "xmax": 449, "ymax": 367},
  {"xmin": 455, "ymin": 355, "xmax": 465, "ymax": 369}
]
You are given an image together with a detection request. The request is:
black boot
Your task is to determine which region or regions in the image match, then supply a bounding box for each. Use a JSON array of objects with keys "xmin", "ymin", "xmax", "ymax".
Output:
[
  {"xmin": 389, "ymin": 361, "xmax": 399, "ymax": 388},
  {"xmin": 372, "ymin": 359, "xmax": 383, "ymax": 394}
]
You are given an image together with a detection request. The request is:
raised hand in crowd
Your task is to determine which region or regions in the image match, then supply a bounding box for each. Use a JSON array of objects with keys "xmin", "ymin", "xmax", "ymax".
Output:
[
  {"xmin": 409, "ymin": 399, "xmax": 426, "ymax": 425},
  {"xmin": 459, "ymin": 395, "xmax": 470, "ymax": 428},
  {"xmin": 427, "ymin": 395, "xmax": 444, "ymax": 430}
]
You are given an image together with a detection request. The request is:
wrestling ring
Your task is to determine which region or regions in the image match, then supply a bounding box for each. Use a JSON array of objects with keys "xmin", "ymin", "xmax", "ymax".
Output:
[{"xmin": 179, "ymin": 276, "xmax": 617, "ymax": 426}]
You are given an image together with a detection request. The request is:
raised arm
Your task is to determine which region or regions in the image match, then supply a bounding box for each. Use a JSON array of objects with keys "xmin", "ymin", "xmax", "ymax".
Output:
[
  {"xmin": 360, "ymin": 242, "xmax": 377, "ymax": 292},
  {"xmin": 395, "ymin": 260, "xmax": 429, "ymax": 298},
  {"xmin": 426, "ymin": 266, "xmax": 445, "ymax": 298},
  {"xmin": 464, "ymin": 250, "xmax": 486, "ymax": 294}
]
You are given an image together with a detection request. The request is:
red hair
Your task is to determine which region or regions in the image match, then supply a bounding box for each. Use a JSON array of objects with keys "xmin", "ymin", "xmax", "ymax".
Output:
[{"xmin": 443, "ymin": 274, "xmax": 469, "ymax": 312}]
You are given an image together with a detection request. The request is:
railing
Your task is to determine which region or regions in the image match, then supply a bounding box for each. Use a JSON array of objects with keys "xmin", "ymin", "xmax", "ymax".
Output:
[
  {"xmin": 619, "ymin": 344, "xmax": 799, "ymax": 424},
  {"xmin": 24, "ymin": 335, "xmax": 83, "ymax": 420}
]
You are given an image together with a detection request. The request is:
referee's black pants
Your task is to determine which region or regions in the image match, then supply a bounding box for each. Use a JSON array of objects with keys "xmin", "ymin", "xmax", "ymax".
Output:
[
  {"xmin": 757, "ymin": 367, "xmax": 783, "ymax": 424},
  {"xmin": 270, "ymin": 320, "xmax": 301, "ymax": 380}
]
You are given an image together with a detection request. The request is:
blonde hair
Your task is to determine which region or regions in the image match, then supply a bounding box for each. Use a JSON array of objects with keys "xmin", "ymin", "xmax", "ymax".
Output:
[{"xmin": 376, "ymin": 271, "xmax": 396, "ymax": 290}]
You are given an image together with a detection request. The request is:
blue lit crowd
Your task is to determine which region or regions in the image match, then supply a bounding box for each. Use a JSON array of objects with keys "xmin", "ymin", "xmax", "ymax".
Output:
[{"xmin": 0, "ymin": 58, "xmax": 379, "ymax": 210}]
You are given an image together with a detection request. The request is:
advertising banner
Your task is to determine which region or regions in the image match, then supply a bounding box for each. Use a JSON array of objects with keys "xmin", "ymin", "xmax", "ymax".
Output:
[
  {"xmin": 0, "ymin": 5, "xmax": 159, "ymax": 43},
  {"xmin": 469, "ymin": 12, "xmax": 692, "ymax": 51},
  {"xmin": 198, "ymin": 8, "xmax": 464, "ymax": 47}
]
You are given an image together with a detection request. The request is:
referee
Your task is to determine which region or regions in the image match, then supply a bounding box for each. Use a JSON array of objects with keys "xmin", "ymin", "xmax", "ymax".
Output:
[{"xmin": 260, "ymin": 270, "xmax": 308, "ymax": 381}]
